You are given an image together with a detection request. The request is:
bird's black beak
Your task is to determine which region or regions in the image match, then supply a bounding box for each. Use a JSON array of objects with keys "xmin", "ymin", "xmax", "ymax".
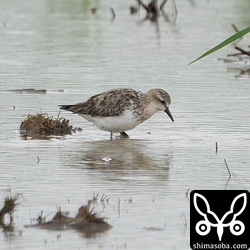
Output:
[{"xmin": 165, "ymin": 107, "xmax": 174, "ymax": 122}]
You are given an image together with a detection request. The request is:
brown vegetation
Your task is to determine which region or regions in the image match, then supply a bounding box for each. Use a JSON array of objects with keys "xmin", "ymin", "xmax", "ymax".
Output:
[
  {"xmin": 27, "ymin": 200, "xmax": 112, "ymax": 236},
  {"xmin": 0, "ymin": 194, "xmax": 21, "ymax": 231},
  {"xmin": 20, "ymin": 113, "xmax": 82, "ymax": 139}
]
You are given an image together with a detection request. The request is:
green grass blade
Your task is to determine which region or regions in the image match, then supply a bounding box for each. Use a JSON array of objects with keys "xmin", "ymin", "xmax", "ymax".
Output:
[{"xmin": 189, "ymin": 26, "xmax": 250, "ymax": 65}]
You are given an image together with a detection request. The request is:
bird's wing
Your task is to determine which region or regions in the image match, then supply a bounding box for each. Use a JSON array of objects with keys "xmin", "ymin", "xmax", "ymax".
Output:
[{"xmin": 63, "ymin": 89, "xmax": 144, "ymax": 117}]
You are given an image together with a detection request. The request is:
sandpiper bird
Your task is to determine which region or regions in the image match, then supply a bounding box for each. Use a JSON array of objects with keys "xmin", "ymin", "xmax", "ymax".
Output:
[{"xmin": 59, "ymin": 88, "xmax": 174, "ymax": 139}]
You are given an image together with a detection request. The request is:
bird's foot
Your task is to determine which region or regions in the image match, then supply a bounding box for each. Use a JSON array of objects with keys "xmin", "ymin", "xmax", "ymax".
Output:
[
  {"xmin": 120, "ymin": 132, "xmax": 129, "ymax": 138},
  {"xmin": 110, "ymin": 132, "xmax": 113, "ymax": 140}
]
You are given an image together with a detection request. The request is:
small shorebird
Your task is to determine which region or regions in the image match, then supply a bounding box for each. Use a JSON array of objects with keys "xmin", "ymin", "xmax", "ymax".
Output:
[{"xmin": 59, "ymin": 88, "xmax": 174, "ymax": 139}]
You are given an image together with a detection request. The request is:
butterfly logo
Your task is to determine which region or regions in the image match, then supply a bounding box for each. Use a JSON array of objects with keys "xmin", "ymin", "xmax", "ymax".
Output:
[{"xmin": 193, "ymin": 193, "xmax": 247, "ymax": 241}]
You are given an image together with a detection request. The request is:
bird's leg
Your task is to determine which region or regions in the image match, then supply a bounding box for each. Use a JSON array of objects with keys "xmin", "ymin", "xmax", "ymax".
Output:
[
  {"xmin": 110, "ymin": 131, "xmax": 113, "ymax": 140},
  {"xmin": 120, "ymin": 132, "xmax": 129, "ymax": 138}
]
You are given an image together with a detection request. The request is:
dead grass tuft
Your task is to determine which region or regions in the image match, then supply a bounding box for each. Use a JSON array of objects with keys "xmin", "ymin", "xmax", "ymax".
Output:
[
  {"xmin": 0, "ymin": 194, "xmax": 22, "ymax": 230},
  {"xmin": 20, "ymin": 112, "xmax": 82, "ymax": 138},
  {"xmin": 27, "ymin": 200, "xmax": 111, "ymax": 236}
]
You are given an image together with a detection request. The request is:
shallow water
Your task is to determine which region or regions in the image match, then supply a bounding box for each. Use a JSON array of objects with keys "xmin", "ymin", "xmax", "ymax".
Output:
[{"xmin": 1, "ymin": 0, "xmax": 250, "ymax": 249}]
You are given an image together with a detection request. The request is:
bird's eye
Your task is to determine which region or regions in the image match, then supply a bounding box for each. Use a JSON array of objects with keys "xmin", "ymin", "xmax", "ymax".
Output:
[{"xmin": 161, "ymin": 100, "xmax": 166, "ymax": 105}]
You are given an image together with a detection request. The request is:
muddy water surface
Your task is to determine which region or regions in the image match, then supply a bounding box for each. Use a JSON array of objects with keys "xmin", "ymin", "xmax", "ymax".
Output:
[{"xmin": 1, "ymin": 0, "xmax": 250, "ymax": 249}]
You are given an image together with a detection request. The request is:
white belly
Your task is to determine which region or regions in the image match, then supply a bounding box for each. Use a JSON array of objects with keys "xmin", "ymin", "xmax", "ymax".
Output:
[{"xmin": 80, "ymin": 110, "xmax": 142, "ymax": 132}]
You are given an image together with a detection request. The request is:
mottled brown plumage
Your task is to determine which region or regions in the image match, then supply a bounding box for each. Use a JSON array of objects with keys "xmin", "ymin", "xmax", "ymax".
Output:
[{"xmin": 60, "ymin": 89, "xmax": 145, "ymax": 117}]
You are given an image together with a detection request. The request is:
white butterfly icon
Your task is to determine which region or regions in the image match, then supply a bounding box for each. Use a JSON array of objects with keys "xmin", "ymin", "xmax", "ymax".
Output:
[{"xmin": 193, "ymin": 193, "xmax": 247, "ymax": 241}]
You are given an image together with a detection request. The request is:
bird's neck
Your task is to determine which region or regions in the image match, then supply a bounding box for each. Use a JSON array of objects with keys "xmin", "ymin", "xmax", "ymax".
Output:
[{"xmin": 142, "ymin": 93, "xmax": 159, "ymax": 119}]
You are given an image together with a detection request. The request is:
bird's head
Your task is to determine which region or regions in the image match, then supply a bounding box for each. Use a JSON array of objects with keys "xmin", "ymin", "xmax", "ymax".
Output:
[{"xmin": 149, "ymin": 88, "xmax": 174, "ymax": 122}]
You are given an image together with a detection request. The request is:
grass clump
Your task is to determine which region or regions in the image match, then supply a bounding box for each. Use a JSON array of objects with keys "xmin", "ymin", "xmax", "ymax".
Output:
[
  {"xmin": 27, "ymin": 200, "xmax": 112, "ymax": 237},
  {"xmin": 0, "ymin": 194, "xmax": 21, "ymax": 231},
  {"xmin": 20, "ymin": 112, "xmax": 82, "ymax": 138}
]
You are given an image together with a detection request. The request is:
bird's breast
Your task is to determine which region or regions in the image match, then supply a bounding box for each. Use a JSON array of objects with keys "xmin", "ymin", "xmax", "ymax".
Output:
[{"xmin": 90, "ymin": 110, "xmax": 143, "ymax": 132}]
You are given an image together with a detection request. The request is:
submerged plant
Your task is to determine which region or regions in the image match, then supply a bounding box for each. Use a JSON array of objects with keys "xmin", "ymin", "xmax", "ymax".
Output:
[
  {"xmin": 27, "ymin": 200, "xmax": 112, "ymax": 237},
  {"xmin": 0, "ymin": 194, "xmax": 22, "ymax": 231}
]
